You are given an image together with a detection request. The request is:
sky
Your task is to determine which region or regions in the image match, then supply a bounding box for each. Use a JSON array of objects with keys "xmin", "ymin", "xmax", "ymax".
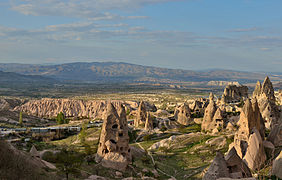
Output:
[{"xmin": 0, "ymin": 0, "xmax": 282, "ymax": 72}]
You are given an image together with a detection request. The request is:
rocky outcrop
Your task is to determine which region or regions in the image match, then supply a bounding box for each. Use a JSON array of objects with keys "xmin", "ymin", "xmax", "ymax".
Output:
[
  {"xmin": 253, "ymin": 77, "xmax": 280, "ymax": 129},
  {"xmin": 30, "ymin": 145, "xmax": 40, "ymax": 158},
  {"xmin": 14, "ymin": 99, "xmax": 156, "ymax": 120},
  {"xmin": 272, "ymin": 151, "xmax": 282, "ymax": 179},
  {"xmin": 134, "ymin": 101, "xmax": 147, "ymax": 127},
  {"xmin": 96, "ymin": 103, "xmax": 131, "ymax": 171},
  {"xmin": 243, "ymin": 128, "xmax": 266, "ymax": 171},
  {"xmin": 221, "ymin": 85, "xmax": 248, "ymax": 103},
  {"xmin": 233, "ymin": 98, "xmax": 265, "ymax": 158},
  {"xmin": 203, "ymin": 147, "xmax": 253, "ymax": 180},
  {"xmin": 207, "ymin": 81, "xmax": 241, "ymax": 87},
  {"xmin": 202, "ymin": 152, "xmax": 230, "ymax": 180},
  {"xmin": 225, "ymin": 147, "xmax": 252, "ymax": 179},
  {"xmin": 189, "ymin": 100, "xmax": 203, "ymax": 113},
  {"xmin": 267, "ymin": 123, "xmax": 282, "ymax": 147},
  {"xmin": 174, "ymin": 103, "xmax": 192, "ymax": 125},
  {"xmin": 201, "ymin": 98, "xmax": 217, "ymax": 132},
  {"xmin": 145, "ymin": 112, "xmax": 153, "ymax": 131}
]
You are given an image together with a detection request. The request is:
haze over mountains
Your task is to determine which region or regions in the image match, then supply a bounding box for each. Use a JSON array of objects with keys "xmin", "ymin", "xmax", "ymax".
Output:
[{"xmin": 0, "ymin": 62, "xmax": 281, "ymax": 84}]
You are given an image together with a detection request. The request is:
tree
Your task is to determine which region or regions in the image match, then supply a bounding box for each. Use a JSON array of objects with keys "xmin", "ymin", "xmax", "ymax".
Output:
[
  {"xmin": 56, "ymin": 112, "xmax": 68, "ymax": 124},
  {"xmin": 19, "ymin": 111, "xmax": 23, "ymax": 127},
  {"xmin": 55, "ymin": 147, "xmax": 82, "ymax": 180},
  {"xmin": 79, "ymin": 122, "xmax": 87, "ymax": 145}
]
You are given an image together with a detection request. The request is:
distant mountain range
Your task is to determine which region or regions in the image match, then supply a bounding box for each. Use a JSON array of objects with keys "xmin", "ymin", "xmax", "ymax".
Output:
[
  {"xmin": 0, "ymin": 62, "xmax": 281, "ymax": 84},
  {"xmin": 0, "ymin": 71, "xmax": 55, "ymax": 84}
]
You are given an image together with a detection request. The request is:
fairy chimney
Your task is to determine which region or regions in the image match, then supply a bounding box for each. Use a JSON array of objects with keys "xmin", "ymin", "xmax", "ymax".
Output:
[
  {"xmin": 134, "ymin": 101, "xmax": 147, "ymax": 127},
  {"xmin": 174, "ymin": 103, "xmax": 192, "ymax": 126},
  {"xmin": 96, "ymin": 103, "xmax": 131, "ymax": 171}
]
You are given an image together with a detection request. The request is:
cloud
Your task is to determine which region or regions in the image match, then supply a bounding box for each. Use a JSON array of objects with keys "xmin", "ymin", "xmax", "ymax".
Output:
[
  {"xmin": 228, "ymin": 27, "xmax": 258, "ymax": 33},
  {"xmin": 10, "ymin": 0, "xmax": 181, "ymax": 18}
]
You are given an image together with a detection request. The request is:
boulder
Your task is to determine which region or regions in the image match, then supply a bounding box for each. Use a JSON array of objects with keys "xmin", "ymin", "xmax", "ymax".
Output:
[
  {"xmin": 205, "ymin": 136, "xmax": 226, "ymax": 150},
  {"xmin": 267, "ymin": 123, "xmax": 282, "ymax": 147},
  {"xmin": 85, "ymin": 175, "xmax": 107, "ymax": 180},
  {"xmin": 263, "ymin": 140, "xmax": 275, "ymax": 160},
  {"xmin": 101, "ymin": 152, "xmax": 128, "ymax": 171}
]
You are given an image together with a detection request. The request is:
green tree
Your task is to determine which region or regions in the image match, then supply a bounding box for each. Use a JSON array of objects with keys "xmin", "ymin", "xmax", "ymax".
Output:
[
  {"xmin": 56, "ymin": 112, "xmax": 67, "ymax": 124},
  {"xmin": 79, "ymin": 122, "xmax": 87, "ymax": 145},
  {"xmin": 19, "ymin": 111, "xmax": 23, "ymax": 127},
  {"xmin": 55, "ymin": 147, "xmax": 82, "ymax": 180}
]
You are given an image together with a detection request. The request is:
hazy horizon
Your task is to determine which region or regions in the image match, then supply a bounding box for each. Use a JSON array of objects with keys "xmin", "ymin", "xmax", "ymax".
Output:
[{"xmin": 1, "ymin": 0, "xmax": 282, "ymax": 72}]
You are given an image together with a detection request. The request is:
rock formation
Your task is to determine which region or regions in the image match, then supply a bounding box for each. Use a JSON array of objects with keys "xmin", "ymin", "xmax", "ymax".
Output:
[
  {"xmin": 96, "ymin": 103, "xmax": 131, "ymax": 171},
  {"xmin": 221, "ymin": 85, "xmax": 248, "ymax": 103},
  {"xmin": 201, "ymin": 98, "xmax": 217, "ymax": 132},
  {"xmin": 14, "ymin": 98, "xmax": 156, "ymax": 120},
  {"xmin": 134, "ymin": 101, "xmax": 147, "ymax": 127},
  {"xmin": 212, "ymin": 108, "xmax": 224, "ymax": 129},
  {"xmin": 225, "ymin": 147, "xmax": 252, "ymax": 179},
  {"xmin": 189, "ymin": 100, "xmax": 203, "ymax": 113},
  {"xmin": 174, "ymin": 103, "xmax": 192, "ymax": 125},
  {"xmin": 233, "ymin": 98, "xmax": 265, "ymax": 158},
  {"xmin": 267, "ymin": 123, "xmax": 282, "ymax": 147},
  {"xmin": 203, "ymin": 152, "xmax": 230, "ymax": 180},
  {"xmin": 243, "ymin": 128, "xmax": 267, "ymax": 171},
  {"xmin": 30, "ymin": 145, "xmax": 40, "ymax": 158},
  {"xmin": 252, "ymin": 77, "xmax": 280, "ymax": 129},
  {"xmin": 145, "ymin": 112, "xmax": 153, "ymax": 131},
  {"xmin": 272, "ymin": 150, "xmax": 282, "ymax": 179},
  {"xmin": 203, "ymin": 147, "xmax": 253, "ymax": 180}
]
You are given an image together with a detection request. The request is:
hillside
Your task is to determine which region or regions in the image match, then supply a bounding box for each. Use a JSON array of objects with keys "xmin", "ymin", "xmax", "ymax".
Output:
[
  {"xmin": 0, "ymin": 71, "xmax": 55, "ymax": 84},
  {"xmin": 0, "ymin": 62, "xmax": 280, "ymax": 83}
]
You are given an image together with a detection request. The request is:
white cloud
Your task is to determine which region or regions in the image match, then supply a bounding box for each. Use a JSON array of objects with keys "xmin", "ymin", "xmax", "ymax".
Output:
[
  {"xmin": 228, "ymin": 27, "xmax": 258, "ymax": 33},
  {"xmin": 10, "ymin": 0, "xmax": 181, "ymax": 18}
]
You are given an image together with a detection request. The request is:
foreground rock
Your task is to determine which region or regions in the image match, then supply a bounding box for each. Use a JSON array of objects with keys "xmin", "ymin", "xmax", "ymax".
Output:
[
  {"xmin": 225, "ymin": 147, "xmax": 252, "ymax": 178},
  {"xmin": 96, "ymin": 103, "xmax": 131, "ymax": 171},
  {"xmin": 0, "ymin": 140, "xmax": 56, "ymax": 180},
  {"xmin": 203, "ymin": 148, "xmax": 252, "ymax": 180},
  {"xmin": 202, "ymin": 152, "xmax": 230, "ymax": 180}
]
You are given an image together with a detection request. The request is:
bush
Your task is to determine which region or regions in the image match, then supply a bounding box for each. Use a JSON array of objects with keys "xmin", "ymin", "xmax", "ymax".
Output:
[
  {"xmin": 143, "ymin": 134, "xmax": 152, "ymax": 141},
  {"xmin": 42, "ymin": 151, "xmax": 57, "ymax": 163}
]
